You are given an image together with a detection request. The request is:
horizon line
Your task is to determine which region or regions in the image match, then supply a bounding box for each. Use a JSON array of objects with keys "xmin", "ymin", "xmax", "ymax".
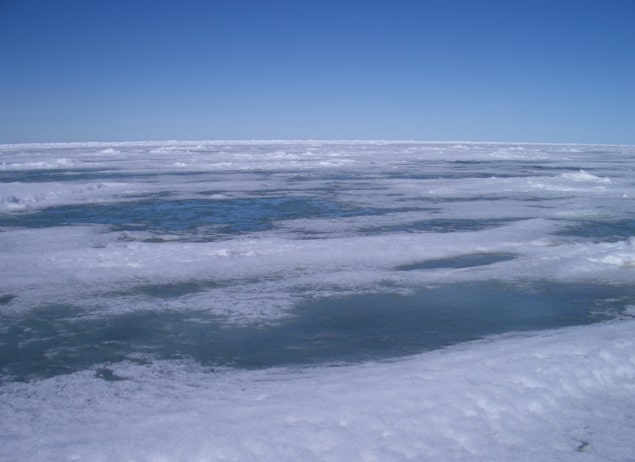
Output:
[{"xmin": 2, "ymin": 138, "xmax": 633, "ymax": 148}]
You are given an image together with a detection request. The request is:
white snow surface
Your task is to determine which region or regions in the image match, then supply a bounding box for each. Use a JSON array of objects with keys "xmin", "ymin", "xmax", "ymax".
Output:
[
  {"xmin": 1, "ymin": 140, "xmax": 635, "ymax": 460},
  {"xmin": 1, "ymin": 320, "xmax": 634, "ymax": 461}
]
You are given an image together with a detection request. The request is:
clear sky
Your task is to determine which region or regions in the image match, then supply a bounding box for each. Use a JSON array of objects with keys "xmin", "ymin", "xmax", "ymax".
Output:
[{"xmin": 1, "ymin": 0, "xmax": 634, "ymax": 144}]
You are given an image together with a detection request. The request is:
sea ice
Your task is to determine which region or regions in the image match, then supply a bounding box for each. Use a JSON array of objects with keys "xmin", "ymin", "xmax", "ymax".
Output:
[{"xmin": 1, "ymin": 140, "xmax": 635, "ymax": 460}]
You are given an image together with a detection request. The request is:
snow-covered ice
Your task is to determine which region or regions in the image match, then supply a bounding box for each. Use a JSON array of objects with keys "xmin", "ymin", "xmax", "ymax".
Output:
[{"xmin": 1, "ymin": 140, "xmax": 635, "ymax": 460}]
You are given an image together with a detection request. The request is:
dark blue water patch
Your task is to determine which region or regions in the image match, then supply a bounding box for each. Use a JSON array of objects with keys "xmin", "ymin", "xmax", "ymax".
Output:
[
  {"xmin": 0, "ymin": 294, "xmax": 16, "ymax": 305},
  {"xmin": 363, "ymin": 218, "xmax": 516, "ymax": 234},
  {"xmin": 0, "ymin": 167, "xmax": 249, "ymax": 184},
  {"xmin": 0, "ymin": 168, "xmax": 166, "ymax": 183},
  {"xmin": 396, "ymin": 253, "xmax": 517, "ymax": 271},
  {"xmin": 289, "ymin": 172, "xmax": 359, "ymax": 182},
  {"xmin": 383, "ymin": 160, "xmax": 587, "ymax": 180},
  {"xmin": 442, "ymin": 161, "xmax": 612, "ymax": 180},
  {"xmin": 0, "ymin": 196, "xmax": 382, "ymax": 234},
  {"xmin": 136, "ymin": 281, "xmax": 211, "ymax": 299},
  {"xmin": 2, "ymin": 282, "xmax": 634, "ymax": 382},
  {"xmin": 111, "ymin": 280, "xmax": 230, "ymax": 299},
  {"xmin": 556, "ymin": 219, "xmax": 635, "ymax": 243},
  {"xmin": 387, "ymin": 171, "xmax": 522, "ymax": 180}
]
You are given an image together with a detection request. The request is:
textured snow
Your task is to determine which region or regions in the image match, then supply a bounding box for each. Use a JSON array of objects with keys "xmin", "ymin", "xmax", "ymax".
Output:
[
  {"xmin": 1, "ymin": 320, "xmax": 634, "ymax": 461},
  {"xmin": 1, "ymin": 140, "xmax": 635, "ymax": 460}
]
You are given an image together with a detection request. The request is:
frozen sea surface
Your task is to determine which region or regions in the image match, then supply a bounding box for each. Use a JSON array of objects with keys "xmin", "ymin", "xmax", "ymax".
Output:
[{"xmin": 1, "ymin": 140, "xmax": 635, "ymax": 460}]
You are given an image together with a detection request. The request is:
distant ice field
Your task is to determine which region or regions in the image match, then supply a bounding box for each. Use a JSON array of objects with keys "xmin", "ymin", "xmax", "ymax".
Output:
[{"xmin": 1, "ymin": 141, "xmax": 635, "ymax": 461}]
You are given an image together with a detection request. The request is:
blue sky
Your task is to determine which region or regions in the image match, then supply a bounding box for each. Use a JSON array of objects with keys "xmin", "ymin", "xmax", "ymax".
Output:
[{"xmin": 1, "ymin": 0, "xmax": 634, "ymax": 144}]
